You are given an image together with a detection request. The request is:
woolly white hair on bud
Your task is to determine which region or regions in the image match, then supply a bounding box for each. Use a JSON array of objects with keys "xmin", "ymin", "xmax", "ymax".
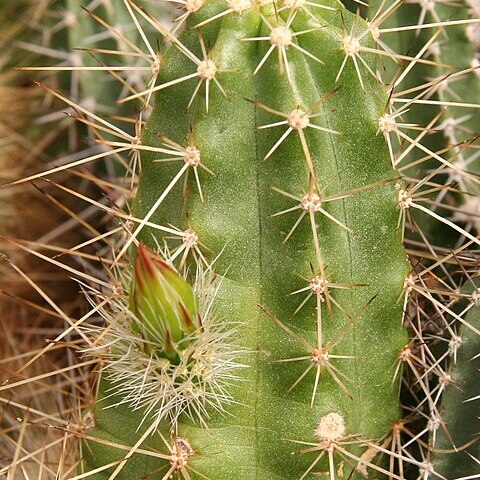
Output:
[{"xmin": 81, "ymin": 251, "xmax": 246, "ymax": 430}]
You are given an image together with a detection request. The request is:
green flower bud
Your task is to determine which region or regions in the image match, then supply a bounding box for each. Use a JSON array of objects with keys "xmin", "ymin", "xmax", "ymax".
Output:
[{"xmin": 129, "ymin": 244, "xmax": 199, "ymax": 359}]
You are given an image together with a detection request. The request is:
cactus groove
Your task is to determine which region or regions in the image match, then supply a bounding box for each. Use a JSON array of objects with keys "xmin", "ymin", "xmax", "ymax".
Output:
[{"xmin": 85, "ymin": 1, "xmax": 410, "ymax": 478}]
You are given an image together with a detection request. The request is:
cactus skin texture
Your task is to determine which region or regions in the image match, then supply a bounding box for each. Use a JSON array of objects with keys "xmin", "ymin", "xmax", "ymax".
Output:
[
  {"xmin": 84, "ymin": 1, "xmax": 410, "ymax": 478},
  {"xmin": 433, "ymin": 291, "xmax": 480, "ymax": 478}
]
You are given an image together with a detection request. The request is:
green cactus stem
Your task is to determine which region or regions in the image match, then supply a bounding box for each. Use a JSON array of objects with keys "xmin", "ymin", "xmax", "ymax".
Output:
[
  {"xmin": 432, "ymin": 287, "xmax": 480, "ymax": 479},
  {"xmin": 431, "ymin": 0, "xmax": 480, "ymax": 232},
  {"xmin": 84, "ymin": 1, "xmax": 410, "ymax": 479}
]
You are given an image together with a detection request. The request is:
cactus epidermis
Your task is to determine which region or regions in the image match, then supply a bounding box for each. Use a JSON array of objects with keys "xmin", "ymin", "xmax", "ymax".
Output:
[{"xmin": 84, "ymin": 1, "xmax": 410, "ymax": 479}]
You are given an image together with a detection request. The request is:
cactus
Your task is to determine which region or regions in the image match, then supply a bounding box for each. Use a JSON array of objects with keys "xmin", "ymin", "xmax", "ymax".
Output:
[
  {"xmin": 1, "ymin": 1, "xmax": 480, "ymax": 479},
  {"xmin": 79, "ymin": 2, "xmax": 412, "ymax": 478},
  {"xmin": 368, "ymin": 0, "xmax": 480, "ymax": 238},
  {"xmin": 363, "ymin": 1, "xmax": 480, "ymax": 473},
  {"xmin": 432, "ymin": 285, "xmax": 480, "ymax": 478},
  {"xmin": 430, "ymin": 0, "xmax": 480, "ymax": 237}
]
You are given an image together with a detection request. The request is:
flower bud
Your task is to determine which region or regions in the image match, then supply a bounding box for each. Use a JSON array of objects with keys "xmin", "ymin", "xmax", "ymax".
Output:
[{"xmin": 129, "ymin": 244, "xmax": 199, "ymax": 359}]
